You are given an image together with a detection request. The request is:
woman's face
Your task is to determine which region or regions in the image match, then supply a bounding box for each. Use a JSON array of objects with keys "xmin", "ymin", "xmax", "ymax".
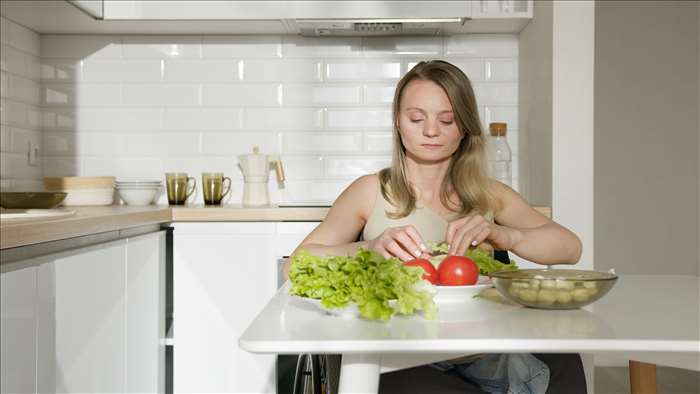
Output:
[{"xmin": 397, "ymin": 79, "xmax": 463, "ymax": 163}]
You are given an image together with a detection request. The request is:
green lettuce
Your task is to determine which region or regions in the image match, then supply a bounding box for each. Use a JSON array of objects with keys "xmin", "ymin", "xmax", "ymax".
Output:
[
  {"xmin": 427, "ymin": 241, "xmax": 518, "ymax": 275},
  {"xmin": 288, "ymin": 249, "xmax": 436, "ymax": 321}
]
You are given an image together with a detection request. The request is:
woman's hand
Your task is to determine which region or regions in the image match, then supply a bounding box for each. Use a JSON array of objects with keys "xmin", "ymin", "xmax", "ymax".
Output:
[
  {"xmin": 445, "ymin": 214, "xmax": 522, "ymax": 256},
  {"xmin": 366, "ymin": 225, "xmax": 427, "ymax": 262}
]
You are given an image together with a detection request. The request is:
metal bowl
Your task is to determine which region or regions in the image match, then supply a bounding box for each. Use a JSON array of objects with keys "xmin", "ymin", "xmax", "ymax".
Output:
[
  {"xmin": 489, "ymin": 269, "xmax": 618, "ymax": 309},
  {"xmin": 0, "ymin": 192, "xmax": 67, "ymax": 209}
]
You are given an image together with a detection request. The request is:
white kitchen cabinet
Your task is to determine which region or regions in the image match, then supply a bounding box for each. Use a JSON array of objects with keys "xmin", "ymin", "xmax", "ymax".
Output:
[
  {"xmin": 1, "ymin": 262, "xmax": 39, "ymax": 394},
  {"xmin": 2, "ymin": 228, "xmax": 167, "ymax": 394},
  {"xmin": 125, "ymin": 232, "xmax": 166, "ymax": 394},
  {"xmin": 46, "ymin": 240, "xmax": 128, "ymax": 393},
  {"xmin": 172, "ymin": 221, "xmax": 318, "ymax": 394}
]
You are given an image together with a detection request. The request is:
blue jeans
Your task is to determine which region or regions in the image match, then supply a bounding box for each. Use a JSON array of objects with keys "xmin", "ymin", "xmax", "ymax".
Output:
[{"xmin": 434, "ymin": 353, "xmax": 550, "ymax": 394}]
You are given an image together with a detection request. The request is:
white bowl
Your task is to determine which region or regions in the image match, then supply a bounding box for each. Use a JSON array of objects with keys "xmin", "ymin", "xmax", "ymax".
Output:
[
  {"xmin": 118, "ymin": 187, "xmax": 159, "ymax": 206},
  {"xmin": 434, "ymin": 276, "xmax": 493, "ymax": 303},
  {"xmin": 61, "ymin": 188, "xmax": 114, "ymax": 206}
]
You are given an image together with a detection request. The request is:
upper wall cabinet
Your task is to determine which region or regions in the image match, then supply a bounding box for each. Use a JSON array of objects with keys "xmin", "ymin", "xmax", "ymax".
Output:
[{"xmin": 0, "ymin": 0, "xmax": 532, "ymax": 35}]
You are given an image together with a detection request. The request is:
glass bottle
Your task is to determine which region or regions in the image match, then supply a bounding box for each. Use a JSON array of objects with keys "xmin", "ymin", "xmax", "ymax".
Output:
[{"xmin": 487, "ymin": 122, "xmax": 512, "ymax": 186}]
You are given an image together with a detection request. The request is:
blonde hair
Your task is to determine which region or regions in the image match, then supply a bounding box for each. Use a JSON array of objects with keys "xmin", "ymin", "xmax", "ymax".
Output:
[{"xmin": 378, "ymin": 60, "xmax": 500, "ymax": 218}]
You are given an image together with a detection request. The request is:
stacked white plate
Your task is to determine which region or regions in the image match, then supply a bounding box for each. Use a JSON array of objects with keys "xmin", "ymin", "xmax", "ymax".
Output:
[{"xmin": 116, "ymin": 180, "xmax": 163, "ymax": 206}]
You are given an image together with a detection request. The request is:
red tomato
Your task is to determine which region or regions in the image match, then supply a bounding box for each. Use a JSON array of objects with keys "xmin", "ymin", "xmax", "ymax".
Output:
[
  {"xmin": 404, "ymin": 258, "xmax": 439, "ymax": 284},
  {"xmin": 437, "ymin": 256, "xmax": 479, "ymax": 286}
]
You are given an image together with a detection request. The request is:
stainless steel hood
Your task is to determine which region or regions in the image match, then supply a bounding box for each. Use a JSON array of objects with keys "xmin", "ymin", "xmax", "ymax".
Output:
[{"xmin": 293, "ymin": 18, "xmax": 468, "ymax": 37}]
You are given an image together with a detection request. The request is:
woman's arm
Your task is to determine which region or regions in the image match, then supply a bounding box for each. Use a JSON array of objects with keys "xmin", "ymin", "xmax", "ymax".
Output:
[
  {"xmin": 494, "ymin": 182, "xmax": 582, "ymax": 264},
  {"xmin": 446, "ymin": 181, "xmax": 582, "ymax": 265}
]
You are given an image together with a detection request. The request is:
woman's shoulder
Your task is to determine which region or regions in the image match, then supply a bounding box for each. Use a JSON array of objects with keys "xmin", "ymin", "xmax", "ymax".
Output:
[{"xmin": 331, "ymin": 174, "xmax": 380, "ymax": 217}]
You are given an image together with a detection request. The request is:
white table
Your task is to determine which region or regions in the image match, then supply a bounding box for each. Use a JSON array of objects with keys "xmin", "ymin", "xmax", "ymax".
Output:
[{"xmin": 239, "ymin": 275, "xmax": 699, "ymax": 394}]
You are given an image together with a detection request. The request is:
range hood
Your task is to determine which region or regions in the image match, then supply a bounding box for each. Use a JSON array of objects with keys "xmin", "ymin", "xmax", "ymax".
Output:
[
  {"xmin": 1, "ymin": 1, "xmax": 531, "ymax": 35},
  {"xmin": 294, "ymin": 18, "xmax": 467, "ymax": 37}
]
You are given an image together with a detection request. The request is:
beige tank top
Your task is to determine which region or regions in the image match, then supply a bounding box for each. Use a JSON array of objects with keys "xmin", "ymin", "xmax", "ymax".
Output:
[{"xmin": 362, "ymin": 180, "xmax": 495, "ymax": 244}]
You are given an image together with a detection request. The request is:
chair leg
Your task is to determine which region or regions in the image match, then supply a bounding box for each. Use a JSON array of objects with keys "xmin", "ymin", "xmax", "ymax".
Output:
[{"xmin": 629, "ymin": 360, "xmax": 657, "ymax": 394}]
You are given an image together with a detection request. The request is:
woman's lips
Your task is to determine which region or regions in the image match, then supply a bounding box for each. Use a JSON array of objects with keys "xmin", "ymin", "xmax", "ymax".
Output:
[{"xmin": 421, "ymin": 144, "xmax": 443, "ymax": 149}]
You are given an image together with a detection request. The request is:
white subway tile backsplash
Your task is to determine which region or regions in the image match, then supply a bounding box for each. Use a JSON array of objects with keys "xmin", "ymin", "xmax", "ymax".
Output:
[
  {"xmin": 0, "ymin": 72, "xmax": 8, "ymax": 97},
  {"xmin": 0, "ymin": 124, "xmax": 9, "ymax": 151},
  {"xmin": 3, "ymin": 99, "xmax": 27, "ymax": 126},
  {"xmin": 82, "ymin": 59, "xmax": 162, "ymax": 82},
  {"xmin": 326, "ymin": 60, "xmax": 401, "ymax": 81},
  {"xmin": 325, "ymin": 156, "xmax": 390, "ymax": 178},
  {"xmin": 8, "ymin": 20, "xmax": 40, "ymax": 56},
  {"xmin": 282, "ymin": 36, "xmax": 362, "ymax": 58},
  {"xmin": 445, "ymin": 34, "xmax": 518, "ymax": 57},
  {"xmin": 42, "ymin": 157, "xmax": 80, "ymax": 177},
  {"xmin": 25, "ymin": 55, "xmax": 41, "ymax": 80},
  {"xmin": 0, "ymin": 44, "xmax": 26, "ymax": 75},
  {"xmin": 42, "ymin": 83, "xmax": 122, "ymax": 107},
  {"xmin": 364, "ymin": 132, "xmax": 394, "ymax": 153},
  {"xmin": 164, "ymin": 59, "xmax": 239, "ymax": 82},
  {"xmin": 474, "ymin": 83, "xmax": 518, "ymax": 106},
  {"xmin": 326, "ymin": 109, "xmax": 392, "ymax": 129},
  {"xmin": 27, "ymin": 33, "xmax": 518, "ymax": 192},
  {"xmin": 283, "ymin": 132, "xmax": 362, "ymax": 154},
  {"xmin": 0, "ymin": 18, "xmax": 10, "ymax": 46},
  {"xmin": 446, "ymin": 58, "xmax": 486, "ymax": 82},
  {"xmin": 243, "ymin": 108, "xmax": 323, "ymax": 130},
  {"xmin": 203, "ymin": 36, "xmax": 281, "ymax": 58},
  {"xmin": 41, "ymin": 59, "xmax": 81, "ymax": 82},
  {"xmin": 41, "ymin": 35, "xmax": 122, "ymax": 59},
  {"xmin": 10, "ymin": 127, "xmax": 41, "ymax": 154},
  {"xmin": 123, "ymin": 84, "xmax": 201, "ymax": 106},
  {"xmin": 43, "ymin": 108, "xmax": 161, "ymax": 132},
  {"xmin": 122, "ymin": 36, "xmax": 202, "ymax": 59},
  {"xmin": 162, "ymin": 107, "xmax": 241, "ymax": 131},
  {"xmin": 42, "ymin": 108, "xmax": 75, "ymax": 131},
  {"xmin": 162, "ymin": 156, "xmax": 240, "ymax": 179},
  {"xmin": 8, "ymin": 75, "xmax": 40, "ymax": 104},
  {"xmin": 203, "ymin": 84, "xmax": 280, "ymax": 106},
  {"xmin": 82, "ymin": 156, "xmax": 165, "ymax": 179},
  {"xmin": 242, "ymin": 59, "xmax": 322, "ymax": 82},
  {"xmin": 284, "ymin": 84, "xmax": 361, "ymax": 106},
  {"xmin": 0, "ymin": 152, "xmax": 40, "ymax": 178},
  {"xmin": 282, "ymin": 179, "xmax": 352, "ymax": 204},
  {"xmin": 363, "ymin": 37, "xmax": 442, "ymax": 57},
  {"xmin": 44, "ymin": 131, "xmax": 75, "ymax": 156},
  {"xmin": 201, "ymin": 131, "xmax": 278, "ymax": 155},
  {"xmin": 125, "ymin": 132, "xmax": 201, "ymax": 156},
  {"xmin": 11, "ymin": 179, "xmax": 43, "ymax": 191},
  {"xmin": 76, "ymin": 132, "xmax": 125, "ymax": 156},
  {"xmin": 364, "ymin": 84, "xmax": 395, "ymax": 105},
  {"xmin": 485, "ymin": 58, "xmax": 518, "ymax": 82},
  {"xmin": 26, "ymin": 105, "xmax": 41, "ymax": 129},
  {"xmin": 280, "ymin": 155, "xmax": 324, "ymax": 180},
  {"xmin": 483, "ymin": 106, "xmax": 518, "ymax": 131}
]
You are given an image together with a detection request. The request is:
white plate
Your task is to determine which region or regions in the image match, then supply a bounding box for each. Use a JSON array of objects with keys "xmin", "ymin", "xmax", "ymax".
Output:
[
  {"xmin": 0, "ymin": 209, "xmax": 76, "ymax": 221},
  {"xmin": 433, "ymin": 276, "xmax": 493, "ymax": 302}
]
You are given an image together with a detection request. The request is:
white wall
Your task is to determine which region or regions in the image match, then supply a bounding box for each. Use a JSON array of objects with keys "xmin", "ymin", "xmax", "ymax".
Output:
[
  {"xmin": 594, "ymin": 0, "xmax": 699, "ymax": 276},
  {"xmin": 0, "ymin": 17, "xmax": 42, "ymax": 191},
  {"xmin": 36, "ymin": 34, "xmax": 520, "ymax": 204}
]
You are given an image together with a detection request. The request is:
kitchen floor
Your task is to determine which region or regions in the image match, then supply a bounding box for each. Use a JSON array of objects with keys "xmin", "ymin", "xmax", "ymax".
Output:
[{"xmin": 595, "ymin": 366, "xmax": 699, "ymax": 394}]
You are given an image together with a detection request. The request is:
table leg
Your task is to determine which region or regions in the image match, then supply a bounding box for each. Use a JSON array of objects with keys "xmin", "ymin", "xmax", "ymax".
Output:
[
  {"xmin": 338, "ymin": 354, "xmax": 381, "ymax": 394},
  {"xmin": 629, "ymin": 360, "xmax": 657, "ymax": 394}
]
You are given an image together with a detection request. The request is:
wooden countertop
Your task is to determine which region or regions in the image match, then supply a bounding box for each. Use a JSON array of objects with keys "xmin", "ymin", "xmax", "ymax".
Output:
[{"xmin": 1, "ymin": 205, "xmax": 552, "ymax": 250}]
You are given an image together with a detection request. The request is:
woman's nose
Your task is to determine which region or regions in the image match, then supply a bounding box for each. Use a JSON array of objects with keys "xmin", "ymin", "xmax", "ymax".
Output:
[{"xmin": 423, "ymin": 120, "xmax": 440, "ymax": 137}]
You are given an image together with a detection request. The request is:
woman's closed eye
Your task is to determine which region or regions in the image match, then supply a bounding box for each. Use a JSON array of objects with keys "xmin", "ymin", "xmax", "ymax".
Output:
[{"xmin": 410, "ymin": 118, "xmax": 425, "ymax": 123}]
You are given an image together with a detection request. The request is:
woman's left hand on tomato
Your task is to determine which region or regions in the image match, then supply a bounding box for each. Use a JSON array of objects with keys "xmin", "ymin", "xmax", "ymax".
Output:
[{"xmin": 445, "ymin": 214, "xmax": 521, "ymax": 256}]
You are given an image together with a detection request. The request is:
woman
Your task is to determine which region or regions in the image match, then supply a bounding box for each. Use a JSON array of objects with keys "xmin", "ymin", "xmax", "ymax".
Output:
[{"xmin": 284, "ymin": 60, "xmax": 586, "ymax": 394}]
